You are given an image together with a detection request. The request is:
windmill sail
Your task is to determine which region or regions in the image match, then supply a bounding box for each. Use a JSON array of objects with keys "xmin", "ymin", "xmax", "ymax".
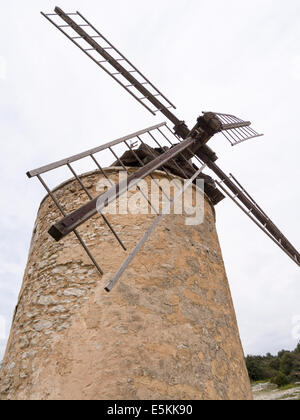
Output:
[
  {"xmin": 41, "ymin": 7, "xmax": 181, "ymax": 127},
  {"xmin": 203, "ymin": 112, "xmax": 264, "ymax": 146},
  {"xmin": 27, "ymin": 123, "xmax": 212, "ymax": 276},
  {"xmin": 206, "ymin": 163, "xmax": 300, "ymax": 266}
]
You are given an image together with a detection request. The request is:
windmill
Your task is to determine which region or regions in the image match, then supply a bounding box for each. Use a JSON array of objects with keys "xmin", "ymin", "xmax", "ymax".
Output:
[{"xmin": 28, "ymin": 6, "xmax": 300, "ymax": 294}]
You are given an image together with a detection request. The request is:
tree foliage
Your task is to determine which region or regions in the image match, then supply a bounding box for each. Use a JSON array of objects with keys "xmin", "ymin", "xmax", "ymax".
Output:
[
  {"xmin": 272, "ymin": 372, "xmax": 289, "ymax": 387},
  {"xmin": 245, "ymin": 342, "xmax": 300, "ymax": 385}
]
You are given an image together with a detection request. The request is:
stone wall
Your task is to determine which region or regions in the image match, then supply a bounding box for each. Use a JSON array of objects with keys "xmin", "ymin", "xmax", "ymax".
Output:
[{"xmin": 0, "ymin": 169, "xmax": 252, "ymax": 400}]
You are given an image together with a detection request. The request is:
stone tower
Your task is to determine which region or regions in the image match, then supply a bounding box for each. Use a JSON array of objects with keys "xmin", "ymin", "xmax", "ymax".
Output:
[{"xmin": 0, "ymin": 169, "xmax": 252, "ymax": 400}]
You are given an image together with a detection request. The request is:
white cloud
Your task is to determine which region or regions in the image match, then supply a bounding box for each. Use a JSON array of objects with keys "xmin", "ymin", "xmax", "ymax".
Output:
[
  {"xmin": 291, "ymin": 55, "xmax": 300, "ymax": 81},
  {"xmin": 0, "ymin": 56, "xmax": 7, "ymax": 80},
  {"xmin": 0, "ymin": 262, "xmax": 24, "ymax": 276},
  {"xmin": 292, "ymin": 315, "xmax": 300, "ymax": 340},
  {"xmin": 0, "ymin": 316, "xmax": 6, "ymax": 340}
]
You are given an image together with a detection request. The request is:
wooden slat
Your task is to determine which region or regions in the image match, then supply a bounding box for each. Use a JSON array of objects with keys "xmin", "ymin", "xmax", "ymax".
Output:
[{"xmin": 27, "ymin": 123, "xmax": 166, "ymax": 178}]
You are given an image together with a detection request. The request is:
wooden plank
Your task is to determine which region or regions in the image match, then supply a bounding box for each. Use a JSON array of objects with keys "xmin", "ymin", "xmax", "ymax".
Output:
[{"xmin": 26, "ymin": 123, "xmax": 166, "ymax": 178}]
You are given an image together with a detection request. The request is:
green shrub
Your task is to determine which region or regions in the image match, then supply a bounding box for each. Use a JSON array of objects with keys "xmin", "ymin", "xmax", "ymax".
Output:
[
  {"xmin": 271, "ymin": 372, "xmax": 290, "ymax": 387},
  {"xmin": 246, "ymin": 357, "xmax": 265, "ymax": 381},
  {"xmin": 280, "ymin": 353, "xmax": 294, "ymax": 376}
]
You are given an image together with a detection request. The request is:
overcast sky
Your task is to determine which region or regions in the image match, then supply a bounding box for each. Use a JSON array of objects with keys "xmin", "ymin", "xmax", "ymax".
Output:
[{"xmin": 1, "ymin": 0, "xmax": 299, "ymax": 360}]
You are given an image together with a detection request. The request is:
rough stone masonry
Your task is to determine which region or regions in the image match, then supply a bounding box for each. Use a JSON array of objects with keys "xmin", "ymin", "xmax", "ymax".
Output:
[{"xmin": 0, "ymin": 169, "xmax": 252, "ymax": 400}]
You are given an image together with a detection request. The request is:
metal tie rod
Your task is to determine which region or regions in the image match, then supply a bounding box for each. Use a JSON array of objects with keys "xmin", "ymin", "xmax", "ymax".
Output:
[{"xmin": 45, "ymin": 13, "xmax": 78, "ymax": 16}]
